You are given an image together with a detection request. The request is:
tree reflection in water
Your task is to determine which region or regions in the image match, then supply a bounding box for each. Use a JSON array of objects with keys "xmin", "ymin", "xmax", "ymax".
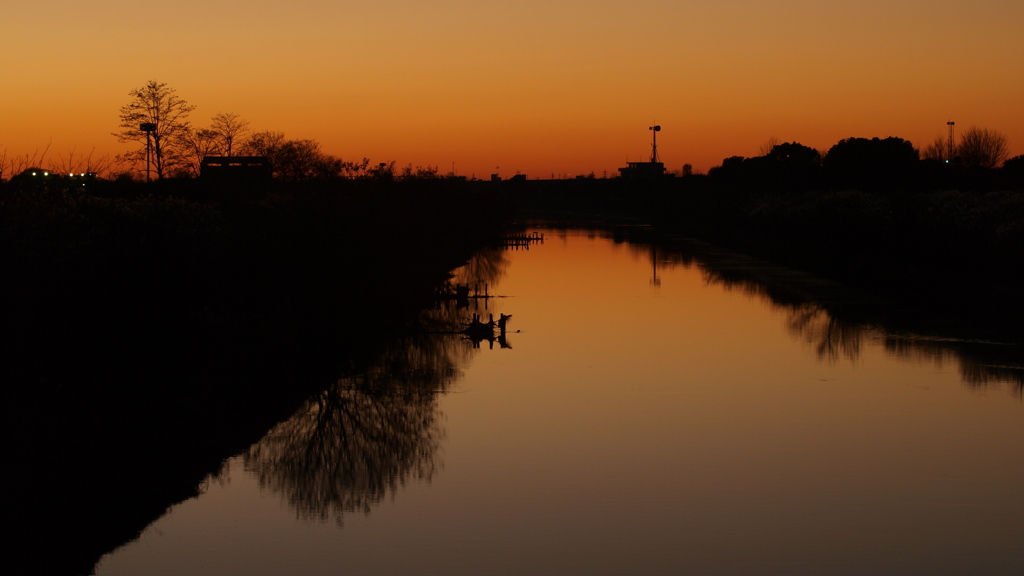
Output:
[
  {"xmin": 785, "ymin": 304, "xmax": 865, "ymax": 362},
  {"xmin": 765, "ymin": 296, "xmax": 1023, "ymax": 389},
  {"xmin": 243, "ymin": 246, "xmax": 511, "ymax": 524},
  {"xmin": 881, "ymin": 334, "xmax": 1024, "ymax": 389},
  {"xmin": 608, "ymin": 227, "xmax": 1024, "ymax": 390},
  {"xmin": 244, "ymin": 365, "xmax": 445, "ymax": 524},
  {"xmin": 450, "ymin": 246, "xmax": 509, "ymax": 290}
]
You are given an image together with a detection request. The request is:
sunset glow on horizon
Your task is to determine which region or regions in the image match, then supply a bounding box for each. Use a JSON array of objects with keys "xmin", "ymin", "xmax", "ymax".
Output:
[{"xmin": 3, "ymin": 0, "xmax": 1023, "ymax": 178}]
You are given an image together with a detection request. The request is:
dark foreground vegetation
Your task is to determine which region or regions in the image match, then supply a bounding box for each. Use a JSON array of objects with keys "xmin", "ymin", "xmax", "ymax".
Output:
[{"xmin": 0, "ymin": 178, "xmax": 509, "ymax": 575}]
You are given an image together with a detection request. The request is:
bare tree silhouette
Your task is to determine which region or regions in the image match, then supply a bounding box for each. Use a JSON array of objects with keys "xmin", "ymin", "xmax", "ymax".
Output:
[
  {"xmin": 0, "ymin": 143, "xmax": 51, "ymax": 181},
  {"xmin": 113, "ymin": 80, "xmax": 195, "ymax": 179},
  {"xmin": 957, "ymin": 126, "xmax": 1009, "ymax": 169},
  {"xmin": 178, "ymin": 127, "xmax": 221, "ymax": 177},
  {"xmin": 922, "ymin": 134, "xmax": 950, "ymax": 162},
  {"xmin": 51, "ymin": 146, "xmax": 111, "ymax": 178},
  {"xmin": 209, "ymin": 112, "xmax": 250, "ymax": 157},
  {"xmin": 758, "ymin": 136, "xmax": 781, "ymax": 156}
]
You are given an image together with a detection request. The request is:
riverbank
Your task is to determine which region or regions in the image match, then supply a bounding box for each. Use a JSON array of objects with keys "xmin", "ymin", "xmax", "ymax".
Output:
[
  {"xmin": 0, "ymin": 180, "xmax": 509, "ymax": 575},
  {"xmin": 643, "ymin": 185, "xmax": 1024, "ymax": 337},
  {"xmin": 506, "ymin": 178, "xmax": 1024, "ymax": 339}
]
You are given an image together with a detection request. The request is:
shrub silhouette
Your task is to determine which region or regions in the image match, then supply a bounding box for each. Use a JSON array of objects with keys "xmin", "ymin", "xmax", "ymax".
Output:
[
  {"xmin": 957, "ymin": 126, "xmax": 1009, "ymax": 169},
  {"xmin": 823, "ymin": 137, "xmax": 918, "ymax": 191}
]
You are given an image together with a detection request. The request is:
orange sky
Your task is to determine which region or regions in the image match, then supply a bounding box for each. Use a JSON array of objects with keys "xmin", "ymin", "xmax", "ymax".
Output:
[{"xmin": 3, "ymin": 0, "xmax": 1023, "ymax": 178}]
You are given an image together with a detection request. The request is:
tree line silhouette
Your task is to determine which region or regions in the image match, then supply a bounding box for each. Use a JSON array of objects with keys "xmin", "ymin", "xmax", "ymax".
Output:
[
  {"xmin": 108, "ymin": 80, "xmax": 448, "ymax": 182},
  {"xmin": 3, "ymin": 79, "xmax": 1020, "ymax": 189},
  {"xmin": 708, "ymin": 132, "xmax": 1020, "ymax": 193},
  {"xmin": 1, "ymin": 80, "xmax": 1020, "ymax": 323}
]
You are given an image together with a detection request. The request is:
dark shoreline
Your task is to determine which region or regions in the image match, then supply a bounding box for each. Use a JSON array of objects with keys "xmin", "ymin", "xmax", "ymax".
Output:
[
  {"xmin": 0, "ymin": 180, "xmax": 510, "ymax": 575},
  {"xmin": 524, "ymin": 223, "xmax": 1024, "ymax": 390},
  {"xmin": 503, "ymin": 177, "xmax": 1024, "ymax": 340}
]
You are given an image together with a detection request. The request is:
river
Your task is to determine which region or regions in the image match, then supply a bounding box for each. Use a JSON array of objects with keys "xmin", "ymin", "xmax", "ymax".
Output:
[{"xmin": 94, "ymin": 226, "xmax": 1024, "ymax": 575}]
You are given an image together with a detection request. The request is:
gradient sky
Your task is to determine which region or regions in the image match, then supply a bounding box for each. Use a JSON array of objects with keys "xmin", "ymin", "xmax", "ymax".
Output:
[{"xmin": 3, "ymin": 0, "xmax": 1022, "ymax": 177}]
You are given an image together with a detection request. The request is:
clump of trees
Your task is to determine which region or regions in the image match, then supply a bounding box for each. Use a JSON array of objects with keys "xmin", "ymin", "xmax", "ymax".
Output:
[
  {"xmin": 113, "ymin": 81, "xmax": 264, "ymax": 179},
  {"xmin": 1003, "ymin": 155, "xmax": 1024, "ymax": 182},
  {"xmin": 822, "ymin": 137, "xmax": 919, "ymax": 190},
  {"xmin": 709, "ymin": 141, "xmax": 822, "ymax": 192},
  {"xmin": 239, "ymin": 131, "xmax": 375, "ymax": 181},
  {"xmin": 107, "ymin": 80, "xmax": 444, "ymax": 183},
  {"xmin": 709, "ymin": 129, "xmax": 1017, "ymax": 193},
  {"xmin": 110, "ymin": 79, "xmax": 385, "ymax": 180}
]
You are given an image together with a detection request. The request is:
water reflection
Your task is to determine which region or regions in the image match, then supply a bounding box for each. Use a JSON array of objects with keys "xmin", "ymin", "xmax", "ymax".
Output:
[
  {"xmin": 244, "ymin": 361, "xmax": 445, "ymax": 524},
  {"xmin": 242, "ymin": 246, "xmax": 513, "ymax": 524},
  {"xmin": 786, "ymin": 304, "xmax": 1024, "ymax": 390},
  {"xmin": 566, "ymin": 225, "xmax": 1024, "ymax": 389},
  {"xmin": 881, "ymin": 334, "xmax": 1024, "ymax": 389},
  {"xmin": 786, "ymin": 304, "xmax": 866, "ymax": 362},
  {"xmin": 774, "ymin": 301, "xmax": 1016, "ymax": 388},
  {"xmin": 701, "ymin": 245, "xmax": 1024, "ymax": 388},
  {"xmin": 94, "ymin": 225, "xmax": 1024, "ymax": 576}
]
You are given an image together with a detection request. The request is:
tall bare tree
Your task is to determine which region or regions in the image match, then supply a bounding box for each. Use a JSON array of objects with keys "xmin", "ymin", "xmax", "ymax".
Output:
[
  {"xmin": 957, "ymin": 126, "xmax": 1009, "ymax": 169},
  {"xmin": 209, "ymin": 112, "xmax": 250, "ymax": 157},
  {"xmin": 178, "ymin": 127, "xmax": 222, "ymax": 177},
  {"xmin": 921, "ymin": 134, "xmax": 950, "ymax": 162},
  {"xmin": 240, "ymin": 130, "xmax": 286, "ymax": 160},
  {"xmin": 113, "ymin": 80, "xmax": 195, "ymax": 179}
]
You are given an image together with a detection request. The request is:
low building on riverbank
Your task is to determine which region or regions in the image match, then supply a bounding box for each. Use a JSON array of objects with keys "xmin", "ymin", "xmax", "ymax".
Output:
[{"xmin": 200, "ymin": 156, "xmax": 271, "ymax": 183}]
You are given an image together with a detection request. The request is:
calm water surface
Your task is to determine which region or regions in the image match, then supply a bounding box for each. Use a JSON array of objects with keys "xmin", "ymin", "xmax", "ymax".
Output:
[{"xmin": 96, "ymin": 228, "xmax": 1024, "ymax": 575}]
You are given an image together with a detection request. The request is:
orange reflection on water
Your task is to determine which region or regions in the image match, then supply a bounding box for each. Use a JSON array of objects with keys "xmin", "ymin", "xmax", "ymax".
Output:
[{"xmin": 97, "ymin": 228, "xmax": 1024, "ymax": 576}]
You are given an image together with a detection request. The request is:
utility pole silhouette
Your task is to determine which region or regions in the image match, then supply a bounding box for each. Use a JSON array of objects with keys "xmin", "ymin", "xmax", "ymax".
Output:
[
  {"xmin": 946, "ymin": 121, "xmax": 955, "ymax": 163},
  {"xmin": 140, "ymin": 122, "xmax": 156, "ymax": 181}
]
